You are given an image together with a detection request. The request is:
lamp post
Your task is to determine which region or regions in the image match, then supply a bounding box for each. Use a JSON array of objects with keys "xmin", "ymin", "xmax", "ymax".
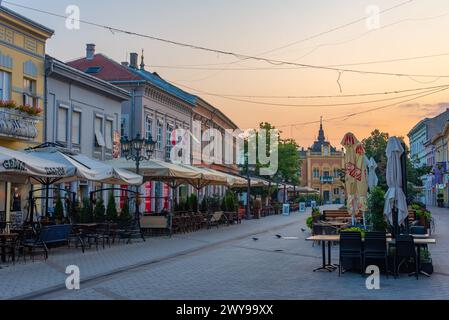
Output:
[
  {"xmin": 246, "ymin": 163, "xmax": 256, "ymax": 220},
  {"xmin": 121, "ymin": 134, "xmax": 156, "ymax": 219}
]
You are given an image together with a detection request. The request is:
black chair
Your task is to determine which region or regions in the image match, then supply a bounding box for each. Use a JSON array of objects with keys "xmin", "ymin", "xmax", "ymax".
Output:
[
  {"xmin": 363, "ymin": 232, "xmax": 389, "ymax": 278},
  {"xmin": 394, "ymin": 235, "xmax": 418, "ymax": 280},
  {"xmin": 410, "ymin": 226, "xmax": 426, "ymax": 235},
  {"xmin": 339, "ymin": 232, "xmax": 363, "ymax": 277}
]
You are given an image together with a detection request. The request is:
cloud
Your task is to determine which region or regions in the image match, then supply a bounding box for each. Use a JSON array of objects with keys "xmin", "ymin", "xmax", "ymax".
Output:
[{"xmin": 397, "ymin": 102, "xmax": 449, "ymax": 119}]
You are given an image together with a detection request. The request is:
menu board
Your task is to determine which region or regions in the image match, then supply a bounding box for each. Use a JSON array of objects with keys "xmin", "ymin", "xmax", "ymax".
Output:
[{"xmin": 10, "ymin": 211, "xmax": 24, "ymax": 228}]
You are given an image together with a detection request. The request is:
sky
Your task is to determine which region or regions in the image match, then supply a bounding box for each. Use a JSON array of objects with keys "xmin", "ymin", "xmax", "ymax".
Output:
[{"xmin": 4, "ymin": 0, "xmax": 449, "ymax": 148}]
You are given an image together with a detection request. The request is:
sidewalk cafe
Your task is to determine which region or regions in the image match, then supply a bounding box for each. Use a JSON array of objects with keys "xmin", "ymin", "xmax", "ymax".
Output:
[{"xmin": 306, "ymin": 134, "xmax": 437, "ymax": 279}]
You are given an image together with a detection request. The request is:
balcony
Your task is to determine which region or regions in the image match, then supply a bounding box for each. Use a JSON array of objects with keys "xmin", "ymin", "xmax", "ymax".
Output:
[
  {"xmin": 0, "ymin": 108, "xmax": 40, "ymax": 141},
  {"xmin": 320, "ymin": 176, "xmax": 334, "ymax": 184}
]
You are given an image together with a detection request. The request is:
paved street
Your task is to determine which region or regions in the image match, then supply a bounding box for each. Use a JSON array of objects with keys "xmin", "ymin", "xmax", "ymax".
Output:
[{"xmin": 1, "ymin": 205, "xmax": 449, "ymax": 300}]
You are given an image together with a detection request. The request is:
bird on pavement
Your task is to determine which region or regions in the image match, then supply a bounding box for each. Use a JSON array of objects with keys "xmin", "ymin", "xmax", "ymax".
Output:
[
  {"xmin": 301, "ymin": 228, "xmax": 306, "ymax": 232},
  {"xmin": 252, "ymin": 237, "xmax": 259, "ymax": 241},
  {"xmin": 275, "ymin": 234, "xmax": 282, "ymax": 239}
]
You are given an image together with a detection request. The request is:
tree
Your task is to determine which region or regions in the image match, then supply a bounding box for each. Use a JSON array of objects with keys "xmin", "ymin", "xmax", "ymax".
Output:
[
  {"xmin": 362, "ymin": 130, "xmax": 389, "ymax": 191},
  {"xmin": 93, "ymin": 198, "xmax": 105, "ymax": 222},
  {"xmin": 367, "ymin": 187, "xmax": 387, "ymax": 231},
  {"xmin": 54, "ymin": 197, "xmax": 64, "ymax": 222}
]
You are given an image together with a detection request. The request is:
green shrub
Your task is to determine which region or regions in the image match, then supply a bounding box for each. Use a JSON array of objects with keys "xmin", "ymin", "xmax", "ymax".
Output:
[
  {"xmin": 342, "ymin": 227, "xmax": 366, "ymax": 238},
  {"xmin": 120, "ymin": 199, "xmax": 132, "ymax": 221},
  {"xmin": 54, "ymin": 197, "xmax": 64, "ymax": 221},
  {"xmin": 80, "ymin": 198, "xmax": 93, "ymax": 223},
  {"xmin": 306, "ymin": 216, "xmax": 314, "ymax": 229},
  {"xmin": 93, "ymin": 198, "xmax": 105, "ymax": 222},
  {"xmin": 187, "ymin": 194, "xmax": 199, "ymax": 212},
  {"xmin": 106, "ymin": 193, "xmax": 118, "ymax": 222},
  {"xmin": 367, "ymin": 187, "xmax": 387, "ymax": 231}
]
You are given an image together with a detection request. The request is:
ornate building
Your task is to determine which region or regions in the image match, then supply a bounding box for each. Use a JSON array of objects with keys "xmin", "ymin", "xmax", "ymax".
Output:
[{"xmin": 298, "ymin": 120, "xmax": 345, "ymax": 204}]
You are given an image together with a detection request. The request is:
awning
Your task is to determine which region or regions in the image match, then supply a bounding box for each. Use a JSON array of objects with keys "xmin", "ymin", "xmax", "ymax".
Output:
[
  {"xmin": 232, "ymin": 176, "xmax": 271, "ymax": 188},
  {"xmin": 26, "ymin": 146, "xmax": 142, "ymax": 185},
  {"xmin": 0, "ymin": 145, "xmax": 75, "ymax": 183},
  {"xmin": 179, "ymin": 165, "xmax": 229, "ymax": 189},
  {"xmin": 107, "ymin": 158, "xmax": 201, "ymax": 185}
]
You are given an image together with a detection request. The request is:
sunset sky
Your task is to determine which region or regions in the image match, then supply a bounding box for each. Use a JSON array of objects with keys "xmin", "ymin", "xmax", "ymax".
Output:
[{"xmin": 5, "ymin": 0, "xmax": 449, "ymax": 148}]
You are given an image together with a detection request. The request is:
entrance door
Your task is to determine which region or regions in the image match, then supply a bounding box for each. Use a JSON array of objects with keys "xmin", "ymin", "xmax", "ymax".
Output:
[{"xmin": 323, "ymin": 191, "xmax": 331, "ymax": 204}]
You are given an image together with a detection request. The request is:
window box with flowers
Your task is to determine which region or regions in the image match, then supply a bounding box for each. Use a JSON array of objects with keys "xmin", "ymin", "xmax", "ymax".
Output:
[{"xmin": 0, "ymin": 100, "xmax": 42, "ymax": 140}]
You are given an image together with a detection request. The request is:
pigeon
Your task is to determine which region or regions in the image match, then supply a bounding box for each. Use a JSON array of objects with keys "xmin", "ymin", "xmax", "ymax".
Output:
[
  {"xmin": 275, "ymin": 234, "xmax": 282, "ymax": 239},
  {"xmin": 301, "ymin": 228, "xmax": 306, "ymax": 232},
  {"xmin": 252, "ymin": 237, "xmax": 259, "ymax": 241}
]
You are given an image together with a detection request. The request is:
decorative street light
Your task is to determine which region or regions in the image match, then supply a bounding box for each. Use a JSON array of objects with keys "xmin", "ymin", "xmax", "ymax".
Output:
[
  {"xmin": 246, "ymin": 163, "xmax": 257, "ymax": 220},
  {"xmin": 121, "ymin": 133, "xmax": 156, "ymax": 176},
  {"xmin": 121, "ymin": 133, "xmax": 156, "ymax": 219}
]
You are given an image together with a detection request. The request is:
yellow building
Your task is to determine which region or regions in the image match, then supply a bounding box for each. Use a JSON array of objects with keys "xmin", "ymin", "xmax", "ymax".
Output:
[
  {"xmin": 0, "ymin": 5, "xmax": 53, "ymax": 149},
  {"xmin": 299, "ymin": 121, "xmax": 345, "ymax": 204},
  {"xmin": 0, "ymin": 5, "xmax": 53, "ymax": 222}
]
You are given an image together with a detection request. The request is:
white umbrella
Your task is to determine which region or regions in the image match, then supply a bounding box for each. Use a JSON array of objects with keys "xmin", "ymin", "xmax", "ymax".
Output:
[
  {"xmin": 384, "ymin": 137, "xmax": 408, "ymax": 226},
  {"xmin": 367, "ymin": 157, "xmax": 379, "ymax": 191},
  {"xmin": 27, "ymin": 146, "xmax": 142, "ymax": 185},
  {"xmin": 0, "ymin": 146, "xmax": 74, "ymax": 183}
]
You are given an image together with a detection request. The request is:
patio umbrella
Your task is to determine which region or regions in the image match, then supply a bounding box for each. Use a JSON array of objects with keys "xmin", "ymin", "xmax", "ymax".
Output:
[
  {"xmin": 27, "ymin": 146, "xmax": 143, "ymax": 186},
  {"xmin": 341, "ymin": 133, "xmax": 360, "ymax": 225},
  {"xmin": 355, "ymin": 143, "xmax": 368, "ymax": 227},
  {"xmin": 0, "ymin": 146, "xmax": 75, "ymax": 183},
  {"xmin": 367, "ymin": 157, "xmax": 379, "ymax": 191},
  {"xmin": 384, "ymin": 137, "xmax": 408, "ymax": 228}
]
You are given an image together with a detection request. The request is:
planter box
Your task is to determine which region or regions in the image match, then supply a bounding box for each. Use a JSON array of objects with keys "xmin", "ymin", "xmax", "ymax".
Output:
[{"xmin": 0, "ymin": 108, "xmax": 40, "ymax": 140}]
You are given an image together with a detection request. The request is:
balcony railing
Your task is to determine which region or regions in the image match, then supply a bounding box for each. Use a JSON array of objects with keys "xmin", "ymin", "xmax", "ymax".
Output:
[
  {"xmin": 0, "ymin": 108, "xmax": 40, "ymax": 141},
  {"xmin": 320, "ymin": 176, "xmax": 334, "ymax": 184}
]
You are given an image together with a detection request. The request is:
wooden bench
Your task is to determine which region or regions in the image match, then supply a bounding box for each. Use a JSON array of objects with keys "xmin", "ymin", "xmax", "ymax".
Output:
[
  {"xmin": 140, "ymin": 216, "xmax": 170, "ymax": 236},
  {"xmin": 323, "ymin": 210, "xmax": 363, "ymax": 221}
]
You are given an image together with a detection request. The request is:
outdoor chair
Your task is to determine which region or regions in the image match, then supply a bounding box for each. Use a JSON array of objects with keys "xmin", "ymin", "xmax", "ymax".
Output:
[
  {"xmin": 339, "ymin": 232, "xmax": 363, "ymax": 277},
  {"xmin": 363, "ymin": 232, "xmax": 389, "ymax": 278},
  {"xmin": 208, "ymin": 212, "xmax": 224, "ymax": 229},
  {"xmin": 1, "ymin": 236, "xmax": 25, "ymax": 265},
  {"xmin": 394, "ymin": 235, "xmax": 419, "ymax": 280},
  {"xmin": 116, "ymin": 219, "xmax": 145, "ymax": 244}
]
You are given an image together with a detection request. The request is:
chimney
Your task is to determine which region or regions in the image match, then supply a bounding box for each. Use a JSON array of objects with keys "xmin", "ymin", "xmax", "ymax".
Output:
[
  {"xmin": 130, "ymin": 52, "xmax": 138, "ymax": 69},
  {"xmin": 86, "ymin": 43, "xmax": 96, "ymax": 60}
]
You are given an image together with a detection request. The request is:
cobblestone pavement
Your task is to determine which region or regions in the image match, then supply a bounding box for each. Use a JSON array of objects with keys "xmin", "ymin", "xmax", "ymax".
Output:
[{"xmin": 2, "ymin": 205, "xmax": 449, "ymax": 300}]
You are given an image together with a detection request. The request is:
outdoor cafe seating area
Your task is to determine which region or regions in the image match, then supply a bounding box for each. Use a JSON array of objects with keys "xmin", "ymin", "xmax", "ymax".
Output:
[{"xmin": 305, "ymin": 134, "xmax": 437, "ymax": 280}]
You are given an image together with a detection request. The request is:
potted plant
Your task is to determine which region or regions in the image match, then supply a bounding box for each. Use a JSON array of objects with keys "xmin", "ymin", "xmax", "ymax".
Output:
[
  {"xmin": 306, "ymin": 216, "xmax": 314, "ymax": 230},
  {"xmin": 420, "ymin": 248, "xmax": 434, "ymax": 275},
  {"xmin": 53, "ymin": 197, "xmax": 64, "ymax": 224},
  {"xmin": 120, "ymin": 200, "xmax": 132, "ymax": 222},
  {"xmin": 416, "ymin": 210, "xmax": 432, "ymax": 231},
  {"xmin": 80, "ymin": 198, "xmax": 93, "ymax": 223},
  {"xmin": 437, "ymin": 193, "xmax": 445, "ymax": 208}
]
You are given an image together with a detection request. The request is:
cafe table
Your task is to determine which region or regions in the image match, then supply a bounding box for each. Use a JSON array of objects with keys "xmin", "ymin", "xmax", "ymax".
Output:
[
  {"xmin": 0, "ymin": 233, "xmax": 19, "ymax": 263},
  {"xmin": 306, "ymin": 235, "xmax": 436, "ymax": 274}
]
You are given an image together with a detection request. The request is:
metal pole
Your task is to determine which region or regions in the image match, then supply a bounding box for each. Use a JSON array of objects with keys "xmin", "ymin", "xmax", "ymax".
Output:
[
  {"xmin": 246, "ymin": 170, "xmax": 251, "ymax": 220},
  {"xmin": 283, "ymin": 184, "xmax": 287, "ymax": 204},
  {"xmin": 45, "ymin": 179, "xmax": 50, "ymax": 218},
  {"xmin": 135, "ymin": 157, "xmax": 141, "ymax": 221}
]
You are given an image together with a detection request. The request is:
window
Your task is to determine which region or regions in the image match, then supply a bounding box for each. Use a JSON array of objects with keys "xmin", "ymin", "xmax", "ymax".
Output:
[
  {"xmin": 105, "ymin": 120, "xmax": 113, "ymax": 150},
  {"xmin": 23, "ymin": 78, "xmax": 37, "ymax": 107},
  {"xmin": 334, "ymin": 188, "xmax": 340, "ymax": 196},
  {"xmin": 85, "ymin": 66, "xmax": 102, "ymax": 74},
  {"xmin": 94, "ymin": 116, "xmax": 105, "ymax": 147},
  {"xmin": 57, "ymin": 107, "xmax": 68, "ymax": 143},
  {"xmin": 323, "ymin": 171, "xmax": 330, "ymax": 177},
  {"xmin": 145, "ymin": 116, "xmax": 153, "ymax": 141},
  {"xmin": 333, "ymin": 168, "xmax": 340, "ymax": 178},
  {"xmin": 313, "ymin": 168, "xmax": 320, "ymax": 178},
  {"xmin": 166, "ymin": 125, "xmax": 173, "ymax": 160},
  {"xmin": 156, "ymin": 120, "xmax": 163, "ymax": 150},
  {"xmin": 0, "ymin": 71, "xmax": 11, "ymax": 100},
  {"xmin": 71, "ymin": 111, "xmax": 81, "ymax": 145}
]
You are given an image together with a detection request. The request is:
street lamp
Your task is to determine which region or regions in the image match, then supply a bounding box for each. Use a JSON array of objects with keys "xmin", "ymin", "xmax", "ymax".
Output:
[
  {"xmin": 121, "ymin": 133, "xmax": 156, "ymax": 219},
  {"xmin": 246, "ymin": 163, "xmax": 256, "ymax": 220}
]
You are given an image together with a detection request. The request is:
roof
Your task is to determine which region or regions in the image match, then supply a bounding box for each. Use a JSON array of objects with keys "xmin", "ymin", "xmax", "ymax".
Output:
[
  {"xmin": 408, "ymin": 108, "xmax": 449, "ymax": 139},
  {"xmin": 46, "ymin": 55, "xmax": 130, "ymax": 101},
  {"xmin": 0, "ymin": 5, "xmax": 54, "ymax": 37},
  {"xmin": 67, "ymin": 54, "xmax": 196, "ymax": 106},
  {"xmin": 195, "ymin": 96, "xmax": 238, "ymax": 129}
]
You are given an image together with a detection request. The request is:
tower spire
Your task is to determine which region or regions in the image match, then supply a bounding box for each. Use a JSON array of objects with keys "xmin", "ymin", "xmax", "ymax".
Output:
[
  {"xmin": 318, "ymin": 116, "xmax": 325, "ymax": 142},
  {"xmin": 140, "ymin": 49, "xmax": 145, "ymax": 70}
]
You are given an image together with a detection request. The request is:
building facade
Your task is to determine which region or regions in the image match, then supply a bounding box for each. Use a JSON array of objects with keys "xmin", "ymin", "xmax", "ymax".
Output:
[
  {"xmin": 45, "ymin": 56, "xmax": 130, "ymax": 200},
  {"xmin": 67, "ymin": 46, "xmax": 196, "ymax": 213},
  {"xmin": 0, "ymin": 5, "xmax": 53, "ymax": 221},
  {"xmin": 298, "ymin": 121, "xmax": 345, "ymax": 204},
  {"xmin": 408, "ymin": 108, "xmax": 449, "ymax": 168},
  {"xmin": 193, "ymin": 97, "xmax": 240, "ymax": 201}
]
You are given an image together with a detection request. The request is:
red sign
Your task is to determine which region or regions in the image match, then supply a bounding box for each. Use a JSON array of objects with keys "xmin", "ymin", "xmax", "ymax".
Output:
[
  {"xmin": 120, "ymin": 186, "xmax": 128, "ymax": 209},
  {"xmin": 163, "ymin": 183, "xmax": 170, "ymax": 210},
  {"xmin": 145, "ymin": 182, "xmax": 152, "ymax": 213},
  {"xmin": 345, "ymin": 162, "xmax": 362, "ymax": 182}
]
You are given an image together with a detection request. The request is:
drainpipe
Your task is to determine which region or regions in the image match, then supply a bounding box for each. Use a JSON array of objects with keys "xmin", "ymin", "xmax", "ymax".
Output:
[{"xmin": 44, "ymin": 57, "xmax": 54, "ymax": 143}]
